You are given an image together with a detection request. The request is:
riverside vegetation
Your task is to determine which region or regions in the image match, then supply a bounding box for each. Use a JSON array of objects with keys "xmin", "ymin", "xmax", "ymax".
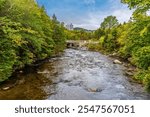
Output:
[
  {"xmin": 0, "ymin": 0, "xmax": 150, "ymax": 92},
  {"xmin": 88, "ymin": 0, "xmax": 150, "ymax": 91},
  {"xmin": 0, "ymin": 0, "xmax": 66, "ymax": 82}
]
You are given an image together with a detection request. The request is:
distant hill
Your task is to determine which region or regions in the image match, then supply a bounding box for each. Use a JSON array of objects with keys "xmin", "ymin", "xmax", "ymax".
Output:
[{"xmin": 73, "ymin": 27, "xmax": 94, "ymax": 32}]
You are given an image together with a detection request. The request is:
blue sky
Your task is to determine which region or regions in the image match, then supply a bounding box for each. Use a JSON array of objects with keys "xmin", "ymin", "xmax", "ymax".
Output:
[{"xmin": 37, "ymin": 0, "xmax": 133, "ymax": 30}]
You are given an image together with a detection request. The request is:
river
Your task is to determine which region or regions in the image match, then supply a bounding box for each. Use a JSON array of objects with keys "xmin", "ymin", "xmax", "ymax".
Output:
[{"xmin": 0, "ymin": 49, "xmax": 149, "ymax": 100}]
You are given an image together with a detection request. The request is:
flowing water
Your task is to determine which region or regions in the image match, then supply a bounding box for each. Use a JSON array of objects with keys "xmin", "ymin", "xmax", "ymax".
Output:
[{"xmin": 0, "ymin": 49, "xmax": 149, "ymax": 100}]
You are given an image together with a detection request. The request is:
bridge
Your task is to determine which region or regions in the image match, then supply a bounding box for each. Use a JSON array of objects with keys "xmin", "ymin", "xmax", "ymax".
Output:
[
  {"xmin": 66, "ymin": 40, "xmax": 99, "ymax": 49},
  {"xmin": 66, "ymin": 40, "xmax": 89, "ymax": 48}
]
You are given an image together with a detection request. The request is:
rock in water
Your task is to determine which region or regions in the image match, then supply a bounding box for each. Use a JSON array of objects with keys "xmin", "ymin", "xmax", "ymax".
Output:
[
  {"xmin": 109, "ymin": 53, "xmax": 117, "ymax": 57},
  {"xmin": 2, "ymin": 87, "xmax": 10, "ymax": 91},
  {"xmin": 19, "ymin": 70, "xmax": 23, "ymax": 73},
  {"xmin": 88, "ymin": 88, "xmax": 102, "ymax": 92},
  {"xmin": 113, "ymin": 59, "xmax": 122, "ymax": 64},
  {"xmin": 125, "ymin": 71, "xmax": 134, "ymax": 76}
]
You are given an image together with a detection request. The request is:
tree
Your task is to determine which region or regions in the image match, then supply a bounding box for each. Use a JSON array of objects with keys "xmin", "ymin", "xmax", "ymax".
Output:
[
  {"xmin": 121, "ymin": 0, "xmax": 150, "ymax": 14},
  {"xmin": 0, "ymin": 0, "xmax": 66, "ymax": 82},
  {"xmin": 94, "ymin": 28, "xmax": 105, "ymax": 39},
  {"xmin": 101, "ymin": 16, "xmax": 119, "ymax": 29},
  {"xmin": 52, "ymin": 14, "xmax": 60, "ymax": 24},
  {"xmin": 120, "ymin": 0, "xmax": 150, "ymax": 91},
  {"xmin": 121, "ymin": 0, "xmax": 150, "ymax": 60},
  {"xmin": 52, "ymin": 14, "xmax": 57, "ymax": 21}
]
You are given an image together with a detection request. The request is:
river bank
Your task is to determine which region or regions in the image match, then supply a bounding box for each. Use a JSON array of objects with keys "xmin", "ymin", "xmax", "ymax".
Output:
[
  {"xmin": 87, "ymin": 42, "xmax": 144, "ymax": 84},
  {"xmin": 0, "ymin": 49, "xmax": 149, "ymax": 100}
]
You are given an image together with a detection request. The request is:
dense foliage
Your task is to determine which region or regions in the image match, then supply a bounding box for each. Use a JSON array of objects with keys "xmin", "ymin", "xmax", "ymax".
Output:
[
  {"xmin": 0, "ymin": 0, "xmax": 66, "ymax": 82},
  {"xmin": 101, "ymin": 16, "xmax": 119, "ymax": 29},
  {"xmin": 121, "ymin": 0, "xmax": 150, "ymax": 91},
  {"xmin": 65, "ymin": 29, "xmax": 93, "ymax": 40},
  {"xmin": 92, "ymin": 16, "xmax": 119, "ymax": 52},
  {"xmin": 91, "ymin": 0, "xmax": 150, "ymax": 91}
]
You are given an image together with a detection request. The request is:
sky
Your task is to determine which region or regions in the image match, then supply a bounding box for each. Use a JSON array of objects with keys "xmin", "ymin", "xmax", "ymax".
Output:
[{"xmin": 37, "ymin": 0, "xmax": 133, "ymax": 30}]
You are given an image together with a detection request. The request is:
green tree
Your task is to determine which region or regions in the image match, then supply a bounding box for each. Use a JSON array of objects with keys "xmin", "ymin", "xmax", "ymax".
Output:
[
  {"xmin": 96, "ymin": 16, "xmax": 119, "ymax": 52},
  {"xmin": 101, "ymin": 16, "xmax": 119, "ymax": 29},
  {"xmin": 121, "ymin": 0, "xmax": 150, "ymax": 14},
  {"xmin": 94, "ymin": 28, "xmax": 105, "ymax": 40},
  {"xmin": 51, "ymin": 14, "xmax": 66, "ymax": 54},
  {"xmin": 121, "ymin": 0, "xmax": 150, "ymax": 91},
  {"xmin": 0, "ymin": 0, "xmax": 66, "ymax": 82}
]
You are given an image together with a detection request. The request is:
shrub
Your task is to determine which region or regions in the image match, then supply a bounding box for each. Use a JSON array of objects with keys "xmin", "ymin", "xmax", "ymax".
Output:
[
  {"xmin": 88, "ymin": 43, "xmax": 101, "ymax": 51},
  {"xmin": 132, "ymin": 46, "xmax": 150, "ymax": 70},
  {"xmin": 135, "ymin": 69, "xmax": 150, "ymax": 92}
]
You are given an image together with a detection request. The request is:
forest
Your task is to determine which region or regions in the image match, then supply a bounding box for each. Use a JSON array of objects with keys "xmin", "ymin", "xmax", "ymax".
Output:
[
  {"xmin": 0, "ymin": 0, "xmax": 66, "ymax": 82},
  {"xmin": 88, "ymin": 0, "xmax": 150, "ymax": 91},
  {"xmin": 0, "ymin": 0, "xmax": 150, "ymax": 92}
]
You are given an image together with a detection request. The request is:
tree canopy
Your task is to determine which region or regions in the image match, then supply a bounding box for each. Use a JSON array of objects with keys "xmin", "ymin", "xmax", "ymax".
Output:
[
  {"xmin": 0, "ymin": 0, "xmax": 66, "ymax": 82},
  {"xmin": 101, "ymin": 16, "xmax": 119, "ymax": 29}
]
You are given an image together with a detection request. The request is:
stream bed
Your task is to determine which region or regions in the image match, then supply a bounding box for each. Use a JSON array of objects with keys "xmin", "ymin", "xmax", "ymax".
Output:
[{"xmin": 0, "ymin": 49, "xmax": 150, "ymax": 100}]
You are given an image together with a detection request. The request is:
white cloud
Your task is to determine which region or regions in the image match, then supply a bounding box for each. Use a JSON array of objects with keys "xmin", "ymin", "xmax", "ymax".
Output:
[
  {"xmin": 73, "ymin": 8, "xmax": 133, "ymax": 30},
  {"xmin": 112, "ymin": 9, "xmax": 133, "ymax": 23},
  {"xmin": 73, "ymin": 0, "xmax": 133, "ymax": 30},
  {"xmin": 56, "ymin": 0, "xmax": 133, "ymax": 30}
]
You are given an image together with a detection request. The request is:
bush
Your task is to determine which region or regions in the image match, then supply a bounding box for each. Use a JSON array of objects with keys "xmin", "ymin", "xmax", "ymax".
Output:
[
  {"xmin": 132, "ymin": 46, "xmax": 150, "ymax": 70},
  {"xmin": 135, "ymin": 69, "xmax": 150, "ymax": 92},
  {"xmin": 99, "ymin": 36, "xmax": 105, "ymax": 48},
  {"xmin": 98, "ymin": 28, "xmax": 118, "ymax": 52},
  {"xmin": 88, "ymin": 43, "xmax": 101, "ymax": 51},
  {"xmin": 144, "ymin": 73, "xmax": 150, "ymax": 92}
]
